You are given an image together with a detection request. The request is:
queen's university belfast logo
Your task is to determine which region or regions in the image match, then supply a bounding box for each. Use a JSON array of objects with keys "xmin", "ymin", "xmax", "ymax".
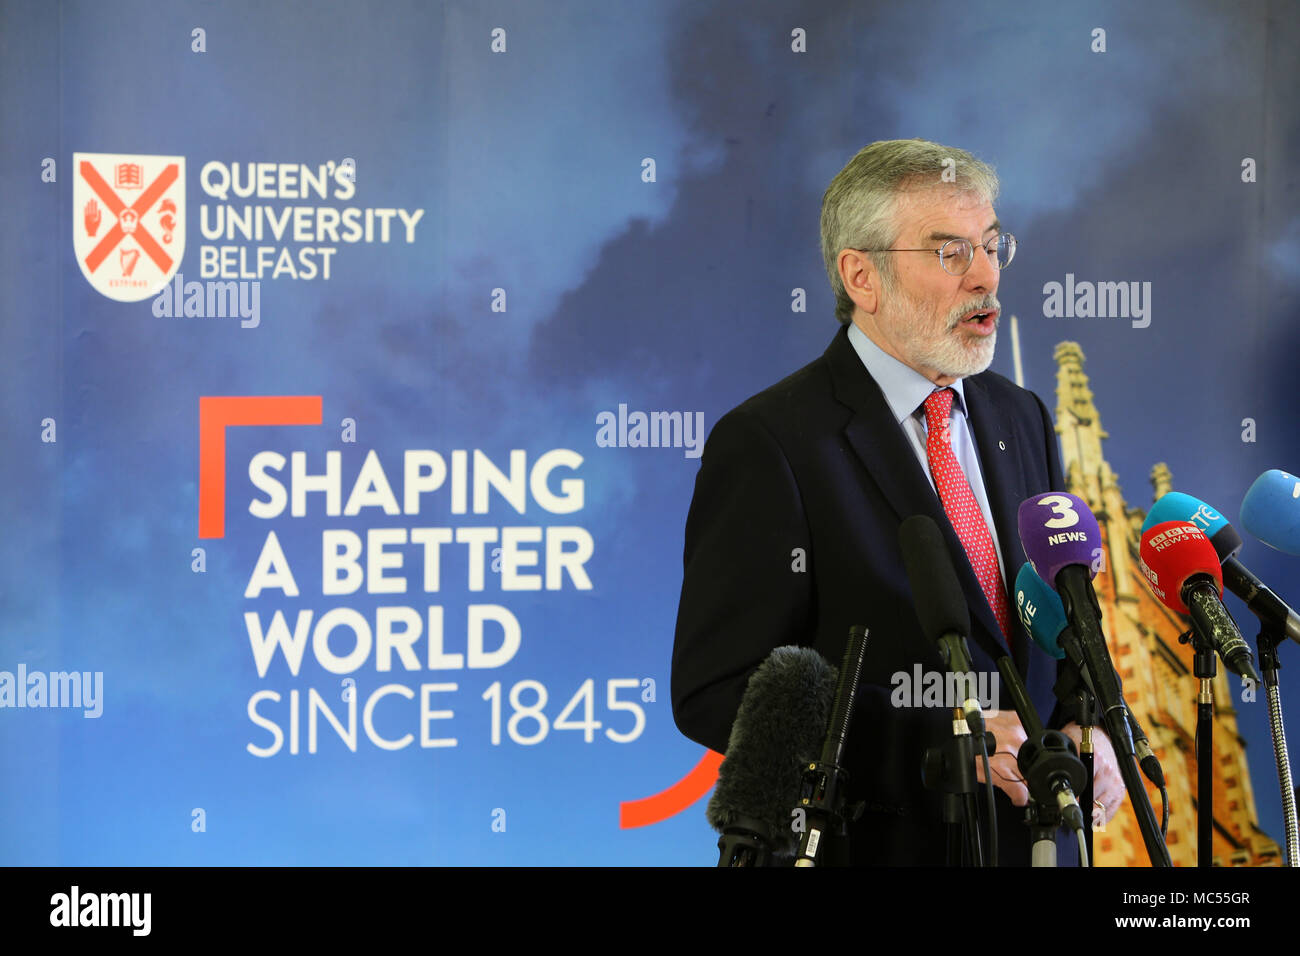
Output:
[{"xmin": 73, "ymin": 153, "xmax": 185, "ymax": 302}]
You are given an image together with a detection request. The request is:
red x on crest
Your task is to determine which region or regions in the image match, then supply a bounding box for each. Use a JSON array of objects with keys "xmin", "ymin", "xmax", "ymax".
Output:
[{"xmin": 80, "ymin": 160, "xmax": 178, "ymax": 274}]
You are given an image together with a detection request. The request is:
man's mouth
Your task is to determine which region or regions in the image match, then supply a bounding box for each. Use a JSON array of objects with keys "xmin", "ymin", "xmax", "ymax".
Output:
[{"xmin": 959, "ymin": 308, "xmax": 999, "ymax": 335}]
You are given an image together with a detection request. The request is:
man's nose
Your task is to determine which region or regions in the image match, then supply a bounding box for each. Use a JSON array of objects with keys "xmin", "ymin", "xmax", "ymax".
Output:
[{"xmin": 964, "ymin": 243, "xmax": 999, "ymax": 293}]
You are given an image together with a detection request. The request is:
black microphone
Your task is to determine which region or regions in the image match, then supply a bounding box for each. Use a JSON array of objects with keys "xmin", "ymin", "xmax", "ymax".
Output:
[
  {"xmin": 708, "ymin": 646, "xmax": 837, "ymax": 866},
  {"xmin": 1125, "ymin": 707, "xmax": 1165, "ymax": 792},
  {"xmin": 1016, "ymin": 562, "xmax": 1166, "ymax": 790},
  {"xmin": 794, "ymin": 624, "xmax": 870, "ymax": 866},
  {"xmin": 899, "ymin": 514, "xmax": 984, "ymax": 737},
  {"xmin": 994, "ymin": 656, "xmax": 1087, "ymax": 835},
  {"xmin": 1223, "ymin": 559, "xmax": 1300, "ymax": 645},
  {"xmin": 900, "ymin": 513, "xmax": 996, "ymax": 866},
  {"xmin": 1020, "ymin": 496, "xmax": 1173, "ymax": 867}
]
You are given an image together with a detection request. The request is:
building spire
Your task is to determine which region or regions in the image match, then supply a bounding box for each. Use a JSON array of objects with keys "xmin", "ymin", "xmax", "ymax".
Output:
[
  {"xmin": 1151, "ymin": 462, "xmax": 1174, "ymax": 503},
  {"xmin": 1047, "ymin": 340, "xmax": 1279, "ymax": 866}
]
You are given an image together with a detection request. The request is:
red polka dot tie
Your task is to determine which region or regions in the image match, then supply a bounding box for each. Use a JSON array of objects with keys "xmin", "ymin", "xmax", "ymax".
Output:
[{"xmin": 922, "ymin": 388, "xmax": 1011, "ymax": 643}]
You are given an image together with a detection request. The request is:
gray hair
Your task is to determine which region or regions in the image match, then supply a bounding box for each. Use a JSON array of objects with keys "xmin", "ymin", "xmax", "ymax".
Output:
[{"xmin": 820, "ymin": 139, "xmax": 999, "ymax": 324}]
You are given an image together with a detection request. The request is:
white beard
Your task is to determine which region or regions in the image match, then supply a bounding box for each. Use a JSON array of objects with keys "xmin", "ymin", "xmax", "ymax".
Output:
[{"xmin": 884, "ymin": 281, "xmax": 998, "ymax": 380}]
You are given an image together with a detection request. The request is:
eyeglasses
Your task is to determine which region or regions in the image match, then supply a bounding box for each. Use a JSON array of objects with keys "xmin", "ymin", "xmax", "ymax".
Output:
[{"xmin": 855, "ymin": 233, "xmax": 1016, "ymax": 276}]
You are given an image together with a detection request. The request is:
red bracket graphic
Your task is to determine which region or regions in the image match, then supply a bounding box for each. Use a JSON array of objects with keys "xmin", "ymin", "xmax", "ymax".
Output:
[{"xmin": 198, "ymin": 396, "xmax": 322, "ymax": 539}]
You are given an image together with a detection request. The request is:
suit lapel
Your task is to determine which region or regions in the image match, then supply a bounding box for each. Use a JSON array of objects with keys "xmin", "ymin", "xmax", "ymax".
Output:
[
  {"xmin": 962, "ymin": 374, "xmax": 1032, "ymax": 671},
  {"xmin": 825, "ymin": 329, "xmax": 946, "ymax": 533},
  {"xmin": 825, "ymin": 328, "xmax": 1022, "ymax": 669}
]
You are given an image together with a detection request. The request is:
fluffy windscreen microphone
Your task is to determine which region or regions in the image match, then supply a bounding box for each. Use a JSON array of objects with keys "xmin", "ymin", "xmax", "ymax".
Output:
[{"xmin": 707, "ymin": 646, "xmax": 837, "ymax": 861}]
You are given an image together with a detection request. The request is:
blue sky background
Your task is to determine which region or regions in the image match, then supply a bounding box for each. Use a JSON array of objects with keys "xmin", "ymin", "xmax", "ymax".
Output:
[{"xmin": 1, "ymin": 0, "xmax": 1297, "ymax": 864}]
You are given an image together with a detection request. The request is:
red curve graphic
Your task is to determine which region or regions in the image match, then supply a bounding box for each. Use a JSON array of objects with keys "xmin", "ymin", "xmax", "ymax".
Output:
[{"xmin": 619, "ymin": 750, "xmax": 723, "ymax": 828}]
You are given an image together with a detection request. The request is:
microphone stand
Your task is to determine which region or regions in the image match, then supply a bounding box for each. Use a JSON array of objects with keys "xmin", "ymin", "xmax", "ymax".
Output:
[
  {"xmin": 793, "ymin": 625, "xmax": 870, "ymax": 867},
  {"xmin": 1075, "ymin": 689, "xmax": 1096, "ymax": 864},
  {"xmin": 918, "ymin": 629, "xmax": 994, "ymax": 867},
  {"xmin": 1257, "ymin": 622, "xmax": 1300, "ymax": 866},
  {"xmin": 1054, "ymin": 585, "xmax": 1172, "ymax": 866},
  {"xmin": 996, "ymin": 657, "xmax": 1088, "ymax": 866},
  {"xmin": 1178, "ymin": 627, "xmax": 1216, "ymax": 867},
  {"xmin": 921, "ymin": 700, "xmax": 992, "ymax": 866},
  {"xmin": 1049, "ymin": 645, "xmax": 1099, "ymax": 861}
]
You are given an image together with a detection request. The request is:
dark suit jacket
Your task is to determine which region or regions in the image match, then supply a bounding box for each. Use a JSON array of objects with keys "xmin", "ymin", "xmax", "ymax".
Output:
[{"xmin": 672, "ymin": 324, "xmax": 1073, "ymax": 865}]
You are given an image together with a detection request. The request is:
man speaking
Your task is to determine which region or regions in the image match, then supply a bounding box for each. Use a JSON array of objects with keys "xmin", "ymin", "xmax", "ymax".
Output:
[{"xmin": 671, "ymin": 139, "xmax": 1121, "ymax": 865}]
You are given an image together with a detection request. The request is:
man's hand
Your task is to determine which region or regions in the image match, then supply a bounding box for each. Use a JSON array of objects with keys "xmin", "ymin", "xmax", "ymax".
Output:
[
  {"xmin": 975, "ymin": 709, "xmax": 1029, "ymax": 806},
  {"xmin": 1061, "ymin": 722, "xmax": 1124, "ymax": 825}
]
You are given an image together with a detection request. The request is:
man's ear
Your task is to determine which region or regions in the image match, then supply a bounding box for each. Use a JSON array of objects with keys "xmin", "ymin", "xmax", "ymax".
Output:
[{"xmin": 838, "ymin": 248, "xmax": 880, "ymax": 316}]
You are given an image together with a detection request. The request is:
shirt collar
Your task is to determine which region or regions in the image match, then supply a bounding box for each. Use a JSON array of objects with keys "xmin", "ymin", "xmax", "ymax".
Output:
[{"xmin": 846, "ymin": 321, "xmax": 968, "ymax": 423}]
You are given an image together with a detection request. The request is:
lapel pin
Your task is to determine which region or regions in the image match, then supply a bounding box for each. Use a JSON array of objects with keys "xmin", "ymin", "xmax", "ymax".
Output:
[{"xmin": 999, "ymin": 440, "xmax": 1007, "ymax": 451}]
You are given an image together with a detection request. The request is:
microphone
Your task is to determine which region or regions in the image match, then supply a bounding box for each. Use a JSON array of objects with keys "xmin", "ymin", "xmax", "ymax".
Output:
[
  {"xmin": 900, "ymin": 513, "xmax": 995, "ymax": 866},
  {"xmin": 1138, "ymin": 521, "xmax": 1261, "ymax": 684},
  {"xmin": 794, "ymin": 624, "xmax": 870, "ymax": 866},
  {"xmin": 1014, "ymin": 562, "xmax": 1068, "ymax": 662},
  {"xmin": 1015, "ymin": 562, "xmax": 1165, "ymax": 790},
  {"xmin": 994, "ymin": 656, "xmax": 1087, "ymax": 836},
  {"xmin": 1016, "ymin": 493, "xmax": 1133, "ymax": 753},
  {"xmin": 899, "ymin": 514, "xmax": 983, "ymax": 736},
  {"xmin": 1241, "ymin": 470, "xmax": 1300, "ymax": 556},
  {"xmin": 708, "ymin": 645, "xmax": 837, "ymax": 865},
  {"xmin": 1019, "ymin": 492, "xmax": 1173, "ymax": 866},
  {"xmin": 1144, "ymin": 490, "xmax": 1300, "ymax": 646}
]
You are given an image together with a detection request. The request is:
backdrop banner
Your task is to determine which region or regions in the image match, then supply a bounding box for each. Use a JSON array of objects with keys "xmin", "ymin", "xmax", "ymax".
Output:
[{"xmin": 2, "ymin": 0, "xmax": 1297, "ymax": 867}]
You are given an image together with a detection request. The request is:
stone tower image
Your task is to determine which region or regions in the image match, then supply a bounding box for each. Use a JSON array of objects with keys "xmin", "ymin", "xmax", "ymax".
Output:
[{"xmin": 1052, "ymin": 341, "xmax": 1280, "ymax": 866}]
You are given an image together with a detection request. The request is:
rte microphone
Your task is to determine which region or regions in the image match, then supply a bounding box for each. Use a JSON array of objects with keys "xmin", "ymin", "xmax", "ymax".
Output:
[
  {"xmin": 708, "ymin": 645, "xmax": 837, "ymax": 866},
  {"xmin": 1015, "ymin": 562, "xmax": 1165, "ymax": 790},
  {"xmin": 1138, "ymin": 521, "xmax": 1261, "ymax": 684},
  {"xmin": 1014, "ymin": 562, "xmax": 1069, "ymax": 663},
  {"xmin": 899, "ymin": 514, "xmax": 984, "ymax": 736},
  {"xmin": 1145, "ymin": 490, "xmax": 1300, "ymax": 646},
  {"xmin": 1241, "ymin": 470, "xmax": 1300, "ymax": 556},
  {"xmin": 1015, "ymin": 561, "xmax": 1098, "ymax": 697}
]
